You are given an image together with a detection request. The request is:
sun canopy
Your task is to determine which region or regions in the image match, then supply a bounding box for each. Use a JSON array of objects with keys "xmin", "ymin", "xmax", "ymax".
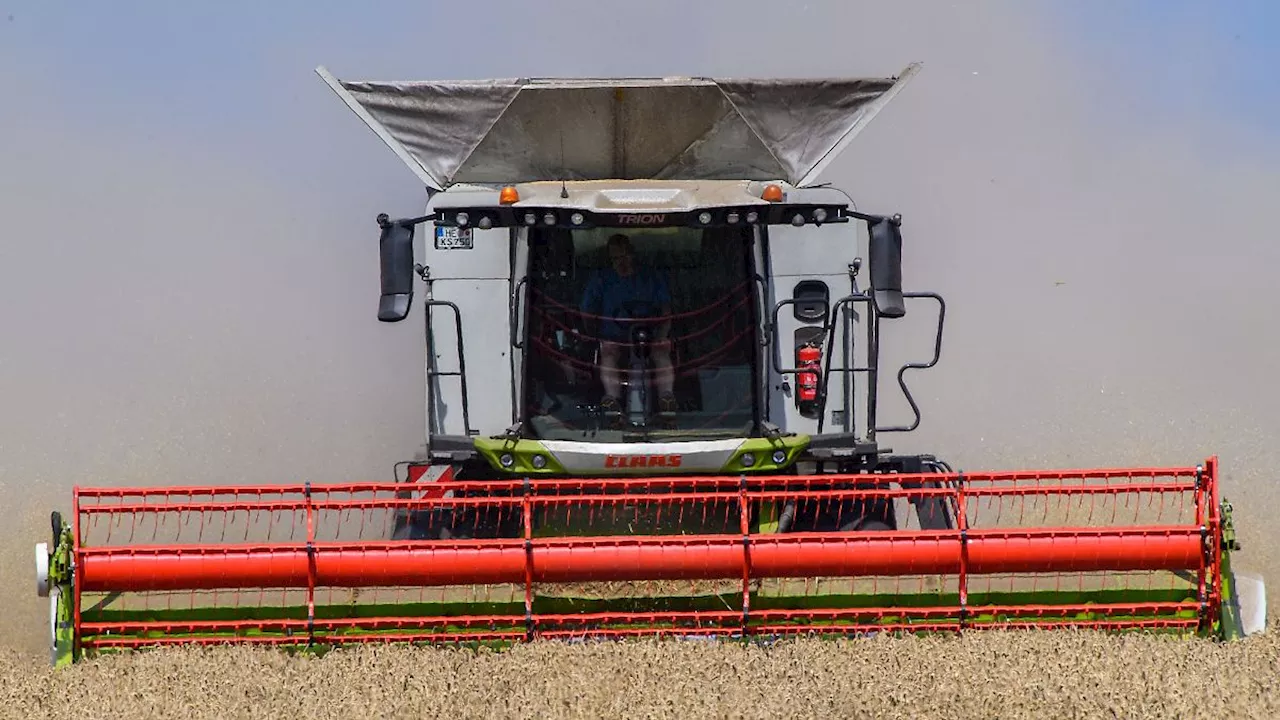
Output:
[{"xmin": 316, "ymin": 64, "xmax": 921, "ymax": 191}]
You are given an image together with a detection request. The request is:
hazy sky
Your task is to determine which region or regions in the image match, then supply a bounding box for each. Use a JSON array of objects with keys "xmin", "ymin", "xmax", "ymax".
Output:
[
  {"xmin": 1, "ymin": 1, "xmax": 1278, "ymax": 655},
  {"xmin": 1056, "ymin": 0, "xmax": 1278, "ymax": 137}
]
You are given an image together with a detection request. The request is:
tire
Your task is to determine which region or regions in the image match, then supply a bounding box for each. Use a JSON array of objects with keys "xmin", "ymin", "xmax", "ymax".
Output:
[{"xmin": 838, "ymin": 518, "xmax": 895, "ymax": 532}]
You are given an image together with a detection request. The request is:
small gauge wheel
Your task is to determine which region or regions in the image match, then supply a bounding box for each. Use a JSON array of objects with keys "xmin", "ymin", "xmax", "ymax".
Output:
[
  {"xmin": 48, "ymin": 586, "xmax": 63, "ymax": 667},
  {"xmin": 35, "ymin": 542, "xmax": 50, "ymax": 598},
  {"xmin": 50, "ymin": 510, "xmax": 63, "ymax": 548}
]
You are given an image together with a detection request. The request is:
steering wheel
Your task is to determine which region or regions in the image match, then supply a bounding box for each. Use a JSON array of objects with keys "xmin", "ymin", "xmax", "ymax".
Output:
[{"xmin": 614, "ymin": 300, "xmax": 662, "ymax": 350}]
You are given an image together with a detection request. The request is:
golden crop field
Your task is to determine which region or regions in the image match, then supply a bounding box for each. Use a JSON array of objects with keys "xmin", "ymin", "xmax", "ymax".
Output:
[{"xmin": 2, "ymin": 628, "xmax": 1278, "ymax": 719}]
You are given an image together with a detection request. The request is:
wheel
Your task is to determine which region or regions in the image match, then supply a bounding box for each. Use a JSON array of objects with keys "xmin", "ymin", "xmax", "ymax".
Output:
[
  {"xmin": 48, "ymin": 586, "xmax": 60, "ymax": 665},
  {"xmin": 391, "ymin": 508, "xmax": 457, "ymax": 540},
  {"xmin": 47, "ymin": 584, "xmax": 74, "ymax": 667},
  {"xmin": 34, "ymin": 543, "xmax": 49, "ymax": 598},
  {"xmin": 840, "ymin": 518, "xmax": 894, "ymax": 532}
]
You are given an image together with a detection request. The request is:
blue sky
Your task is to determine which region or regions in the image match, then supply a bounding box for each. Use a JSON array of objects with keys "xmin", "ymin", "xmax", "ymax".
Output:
[
  {"xmin": 2, "ymin": 0, "xmax": 1269, "ymax": 190},
  {"xmin": 1042, "ymin": 0, "xmax": 1280, "ymax": 147},
  {"xmin": 2, "ymin": 1, "xmax": 1276, "ymax": 183}
]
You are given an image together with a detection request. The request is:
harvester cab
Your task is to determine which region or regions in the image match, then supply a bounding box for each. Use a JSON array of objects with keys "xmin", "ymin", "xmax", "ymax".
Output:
[
  {"xmin": 33, "ymin": 63, "xmax": 1266, "ymax": 666},
  {"xmin": 341, "ymin": 66, "xmax": 940, "ymax": 484}
]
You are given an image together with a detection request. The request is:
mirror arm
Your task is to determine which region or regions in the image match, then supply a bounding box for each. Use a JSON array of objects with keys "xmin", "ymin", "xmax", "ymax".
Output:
[
  {"xmin": 379, "ymin": 212, "xmax": 438, "ymax": 229},
  {"xmin": 841, "ymin": 209, "xmax": 899, "ymax": 224}
]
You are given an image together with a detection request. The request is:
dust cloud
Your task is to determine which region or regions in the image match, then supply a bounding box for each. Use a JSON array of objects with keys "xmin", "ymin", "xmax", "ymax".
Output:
[{"xmin": 1, "ymin": 0, "xmax": 1276, "ymax": 687}]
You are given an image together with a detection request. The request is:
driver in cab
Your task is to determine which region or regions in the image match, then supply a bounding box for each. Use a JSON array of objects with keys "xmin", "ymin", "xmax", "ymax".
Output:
[{"xmin": 579, "ymin": 233, "xmax": 677, "ymax": 418}]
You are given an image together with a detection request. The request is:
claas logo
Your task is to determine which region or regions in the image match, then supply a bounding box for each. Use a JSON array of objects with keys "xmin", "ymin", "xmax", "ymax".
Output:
[{"xmin": 604, "ymin": 454, "xmax": 683, "ymax": 469}]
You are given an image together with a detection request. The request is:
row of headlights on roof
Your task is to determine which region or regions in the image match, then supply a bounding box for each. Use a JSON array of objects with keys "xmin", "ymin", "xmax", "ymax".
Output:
[
  {"xmin": 448, "ymin": 209, "xmax": 748, "ymax": 229},
  {"xmin": 443, "ymin": 206, "xmax": 843, "ymax": 230}
]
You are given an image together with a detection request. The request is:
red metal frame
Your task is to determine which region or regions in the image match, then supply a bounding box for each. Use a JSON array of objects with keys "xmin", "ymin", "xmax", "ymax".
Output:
[
  {"xmin": 74, "ymin": 527, "xmax": 1203, "ymax": 592},
  {"xmin": 68, "ymin": 460, "xmax": 1221, "ymax": 648}
]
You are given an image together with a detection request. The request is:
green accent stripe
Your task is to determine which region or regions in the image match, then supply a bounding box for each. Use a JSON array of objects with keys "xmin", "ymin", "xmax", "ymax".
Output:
[
  {"xmin": 473, "ymin": 437, "xmax": 565, "ymax": 475},
  {"xmin": 719, "ymin": 435, "xmax": 810, "ymax": 473}
]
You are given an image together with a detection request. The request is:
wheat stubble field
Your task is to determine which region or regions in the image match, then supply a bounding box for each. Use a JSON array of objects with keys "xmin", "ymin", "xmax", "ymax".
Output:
[{"xmin": 1, "ymin": 626, "xmax": 1278, "ymax": 719}]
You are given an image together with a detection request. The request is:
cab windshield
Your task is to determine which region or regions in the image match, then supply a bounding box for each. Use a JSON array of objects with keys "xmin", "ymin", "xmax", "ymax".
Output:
[{"xmin": 523, "ymin": 225, "xmax": 758, "ymax": 442}]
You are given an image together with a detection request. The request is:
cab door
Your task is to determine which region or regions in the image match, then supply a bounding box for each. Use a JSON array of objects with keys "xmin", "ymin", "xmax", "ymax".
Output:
[{"xmin": 760, "ymin": 221, "xmax": 863, "ymax": 436}]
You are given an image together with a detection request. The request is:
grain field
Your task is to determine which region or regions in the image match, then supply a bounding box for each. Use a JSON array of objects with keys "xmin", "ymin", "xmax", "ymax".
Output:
[{"xmin": 2, "ymin": 629, "xmax": 1279, "ymax": 720}]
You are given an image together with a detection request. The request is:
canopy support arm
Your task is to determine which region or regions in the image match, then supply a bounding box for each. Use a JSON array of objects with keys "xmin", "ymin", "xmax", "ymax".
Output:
[
  {"xmin": 315, "ymin": 65, "xmax": 444, "ymax": 191},
  {"xmin": 797, "ymin": 62, "xmax": 923, "ymax": 187}
]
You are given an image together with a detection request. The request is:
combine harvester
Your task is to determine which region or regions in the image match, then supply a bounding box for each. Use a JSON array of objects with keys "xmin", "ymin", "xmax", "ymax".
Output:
[{"xmin": 35, "ymin": 63, "xmax": 1267, "ymax": 666}]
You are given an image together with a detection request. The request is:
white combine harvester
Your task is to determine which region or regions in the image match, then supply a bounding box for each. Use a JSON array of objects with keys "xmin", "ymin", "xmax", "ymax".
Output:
[{"xmin": 34, "ymin": 62, "xmax": 1266, "ymax": 666}]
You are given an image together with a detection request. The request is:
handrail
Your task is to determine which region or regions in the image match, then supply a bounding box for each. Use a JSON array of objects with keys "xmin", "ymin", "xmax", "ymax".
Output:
[
  {"xmin": 769, "ymin": 290, "xmax": 945, "ymax": 437},
  {"xmin": 425, "ymin": 300, "xmax": 473, "ymax": 437}
]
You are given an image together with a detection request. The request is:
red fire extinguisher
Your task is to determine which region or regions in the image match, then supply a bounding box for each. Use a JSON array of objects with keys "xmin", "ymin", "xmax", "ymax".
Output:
[{"xmin": 796, "ymin": 343, "xmax": 821, "ymax": 404}]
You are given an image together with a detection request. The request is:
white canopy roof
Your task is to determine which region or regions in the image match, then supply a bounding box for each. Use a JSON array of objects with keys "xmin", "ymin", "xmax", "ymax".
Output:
[{"xmin": 317, "ymin": 63, "xmax": 920, "ymax": 191}]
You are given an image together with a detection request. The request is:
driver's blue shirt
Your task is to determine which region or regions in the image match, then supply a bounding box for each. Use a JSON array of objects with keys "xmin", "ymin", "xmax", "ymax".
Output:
[{"xmin": 580, "ymin": 267, "xmax": 671, "ymax": 341}]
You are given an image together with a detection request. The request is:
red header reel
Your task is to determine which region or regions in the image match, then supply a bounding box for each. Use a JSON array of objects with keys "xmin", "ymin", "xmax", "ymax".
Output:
[{"xmin": 41, "ymin": 457, "xmax": 1255, "ymax": 662}]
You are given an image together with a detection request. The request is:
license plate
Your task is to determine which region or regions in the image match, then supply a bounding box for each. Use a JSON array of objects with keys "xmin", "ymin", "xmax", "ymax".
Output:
[{"xmin": 434, "ymin": 225, "xmax": 474, "ymax": 250}]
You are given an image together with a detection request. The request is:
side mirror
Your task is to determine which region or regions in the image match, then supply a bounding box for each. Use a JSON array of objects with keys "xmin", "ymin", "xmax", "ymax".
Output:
[
  {"xmin": 867, "ymin": 214, "xmax": 906, "ymax": 319},
  {"xmin": 377, "ymin": 213, "xmax": 416, "ymax": 322}
]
